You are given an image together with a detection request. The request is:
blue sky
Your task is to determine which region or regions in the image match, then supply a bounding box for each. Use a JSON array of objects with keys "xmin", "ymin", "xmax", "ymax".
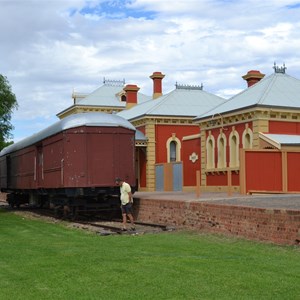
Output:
[
  {"xmin": 1, "ymin": 0, "xmax": 300, "ymax": 142},
  {"xmin": 78, "ymin": 0, "xmax": 156, "ymax": 19}
]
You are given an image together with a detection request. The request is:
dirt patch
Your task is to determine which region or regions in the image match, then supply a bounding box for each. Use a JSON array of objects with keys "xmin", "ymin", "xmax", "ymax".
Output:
[{"xmin": 3, "ymin": 206, "xmax": 168, "ymax": 236}]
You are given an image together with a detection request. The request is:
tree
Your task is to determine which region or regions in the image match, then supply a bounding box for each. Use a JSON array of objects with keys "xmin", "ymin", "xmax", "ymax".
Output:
[{"xmin": 0, "ymin": 74, "xmax": 18, "ymax": 150}]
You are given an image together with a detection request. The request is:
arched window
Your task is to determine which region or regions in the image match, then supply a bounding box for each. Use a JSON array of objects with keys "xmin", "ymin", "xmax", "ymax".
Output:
[
  {"xmin": 121, "ymin": 95, "xmax": 127, "ymax": 102},
  {"xmin": 170, "ymin": 141, "xmax": 177, "ymax": 162},
  {"xmin": 242, "ymin": 127, "xmax": 253, "ymax": 149},
  {"xmin": 244, "ymin": 133, "xmax": 251, "ymax": 148},
  {"xmin": 206, "ymin": 135, "xmax": 215, "ymax": 169},
  {"xmin": 229, "ymin": 131, "xmax": 240, "ymax": 167},
  {"xmin": 217, "ymin": 133, "xmax": 227, "ymax": 168},
  {"xmin": 166, "ymin": 135, "xmax": 181, "ymax": 162}
]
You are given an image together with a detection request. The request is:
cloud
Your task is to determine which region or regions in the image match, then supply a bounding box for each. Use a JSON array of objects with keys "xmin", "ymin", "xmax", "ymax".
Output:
[{"xmin": 0, "ymin": 0, "xmax": 300, "ymax": 142}]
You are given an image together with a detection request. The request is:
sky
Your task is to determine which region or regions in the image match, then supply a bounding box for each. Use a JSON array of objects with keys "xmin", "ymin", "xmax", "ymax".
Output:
[{"xmin": 1, "ymin": 0, "xmax": 300, "ymax": 142}]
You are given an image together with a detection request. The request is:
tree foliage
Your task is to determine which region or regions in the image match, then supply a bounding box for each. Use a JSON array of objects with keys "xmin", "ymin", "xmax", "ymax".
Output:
[{"xmin": 0, "ymin": 74, "xmax": 18, "ymax": 150}]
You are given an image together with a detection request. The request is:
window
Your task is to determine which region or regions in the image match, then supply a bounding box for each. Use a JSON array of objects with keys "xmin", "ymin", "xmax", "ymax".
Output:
[
  {"xmin": 229, "ymin": 131, "xmax": 240, "ymax": 167},
  {"xmin": 166, "ymin": 135, "xmax": 181, "ymax": 163},
  {"xmin": 244, "ymin": 133, "xmax": 251, "ymax": 148},
  {"xmin": 242, "ymin": 127, "xmax": 253, "ymax": 149},
  {"xmin": 170, "ymin": 141, "xmax": 177, "ymax": 162},
  {"xmin": 217, "ymin": 133, "xmax": 227, "ymax": 168},
  {"xmin": 121, "ymin": 95, "xmax": 127, "ymax": 102},
  {"xmin": 206, "ymin": 135, "xmax": 215, "ymax": 169}
]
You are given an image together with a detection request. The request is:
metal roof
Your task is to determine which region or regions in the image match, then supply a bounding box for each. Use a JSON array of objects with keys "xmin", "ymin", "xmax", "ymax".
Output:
[
  {"xmin": 76, "ymin": 84, "xmax": 150, "ymax": 107},
  {"xmin": 117, "ymin": 87, "xmax": 225, "ymax": 121},
  {"xmin": 135, "ymin": 129, "xmax": 147, "ymax": 141},
  {"xmin": 259, "ymin": 133, "xmax": 300, "ymax": 149},
  {"xmin": 194, "ymin": 72, "xmax": 300, "ymax": 121},
  {"xmin": 0, "ymin": 112, "xmax": 135, "ymax": 156}
]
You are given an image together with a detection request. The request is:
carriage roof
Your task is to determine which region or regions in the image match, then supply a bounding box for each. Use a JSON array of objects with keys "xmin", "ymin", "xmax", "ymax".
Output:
[{"xmin": 1, "ymin": 112, "xmax": 135, "ymax": 156}]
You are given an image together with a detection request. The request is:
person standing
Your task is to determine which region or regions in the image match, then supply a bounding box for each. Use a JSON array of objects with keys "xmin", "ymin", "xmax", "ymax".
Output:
[{"xmin": 115, "ymin": 177, "xmax": 135, "ymax": 231}]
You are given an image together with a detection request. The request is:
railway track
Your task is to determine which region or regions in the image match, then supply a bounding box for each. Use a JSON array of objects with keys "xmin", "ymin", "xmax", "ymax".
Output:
[
  {"xmin": 72, "ymin": 219, "xmax": 173, "ymax": 236},
  {"xmin": 0, "ymin": 200, "xmax": 175, "ymax": 236}
]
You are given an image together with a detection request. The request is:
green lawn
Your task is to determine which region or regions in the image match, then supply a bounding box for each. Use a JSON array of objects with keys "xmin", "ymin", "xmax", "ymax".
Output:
[{"xmin": 0, "ymin": 208, "xmax": 299, "ymax": 300}]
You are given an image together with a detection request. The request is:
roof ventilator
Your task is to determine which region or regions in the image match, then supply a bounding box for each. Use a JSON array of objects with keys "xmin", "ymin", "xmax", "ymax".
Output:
[
  {"xmin": 175, "ymin": 82, "xmax": 203, "ymax": 90},
  {"xmin": 103, "ymin": 77, "xmax": 125, "ymax": 86}
]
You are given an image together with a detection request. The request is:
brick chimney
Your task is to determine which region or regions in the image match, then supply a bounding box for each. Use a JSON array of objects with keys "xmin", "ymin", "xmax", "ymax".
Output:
[
  {"xmin": 242, "ymin": 70, "xmax": 265, "ymax": 87},
  {"xmin": 150, "ymin": 71, "xmax": 165, "ymax": 99},
  {"xmin": 123, "ymin": 84, "xmax": 140, "ymax": 109}
]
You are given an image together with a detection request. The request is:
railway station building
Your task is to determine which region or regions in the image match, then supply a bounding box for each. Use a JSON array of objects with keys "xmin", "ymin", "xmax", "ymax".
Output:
[
  {"xmin": 57, "ymin": 65, "xmax": 300, "ymax": 194},
  {"xmin": 195, "ymin": 65, "xmax": 300, "ymax": 194}
]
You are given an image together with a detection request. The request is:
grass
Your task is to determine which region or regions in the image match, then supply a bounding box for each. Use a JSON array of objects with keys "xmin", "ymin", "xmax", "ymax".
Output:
[{"xmin": 0, "ymin": 208, "xmax": 299, "ymax": 300}]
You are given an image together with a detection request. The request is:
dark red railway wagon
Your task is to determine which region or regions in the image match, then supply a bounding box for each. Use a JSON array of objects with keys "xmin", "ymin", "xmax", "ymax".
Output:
[{"xmin": 0, "ymin": 112, "xmax": 136, "ymax": 211}]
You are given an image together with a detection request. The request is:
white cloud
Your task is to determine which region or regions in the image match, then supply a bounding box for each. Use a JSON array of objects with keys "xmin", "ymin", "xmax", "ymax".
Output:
[{"xmin": 1, "ymin": 0, "xmax": 300, "ymax": 142}]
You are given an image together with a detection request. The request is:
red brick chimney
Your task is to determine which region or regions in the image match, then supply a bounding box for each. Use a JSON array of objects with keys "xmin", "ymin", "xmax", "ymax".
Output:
[
  {"xmin": 150, "ymin": 71, "xmax": 165, "ymax": 99},
  {"xmin": 123, "ymin": 84, "xmax": 140, "ymax": 109},
  {"xmin": 242, "ymin": 70, "xmax": 265, "ymax": 87}
]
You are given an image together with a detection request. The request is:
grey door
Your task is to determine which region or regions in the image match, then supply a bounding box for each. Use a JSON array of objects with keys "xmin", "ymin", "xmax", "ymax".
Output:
[
  {"xmin": 155, "ymin": 164, "xmax": 164, "ymax": 191},
  {"xmin": 173, "ymin": 162, "xmax": 182, "ymax": 191}
]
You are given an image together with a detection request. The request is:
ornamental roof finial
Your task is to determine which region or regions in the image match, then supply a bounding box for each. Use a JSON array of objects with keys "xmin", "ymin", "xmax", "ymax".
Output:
[{"xmin": 273, "ymin": 62, "xmax": 286, "ymax": 74}]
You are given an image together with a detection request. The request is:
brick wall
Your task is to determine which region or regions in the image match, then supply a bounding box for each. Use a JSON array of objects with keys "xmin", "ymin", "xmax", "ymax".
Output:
[{"xmin": 133, "ymin": 198, "xmax": 300, "ymax": 245}]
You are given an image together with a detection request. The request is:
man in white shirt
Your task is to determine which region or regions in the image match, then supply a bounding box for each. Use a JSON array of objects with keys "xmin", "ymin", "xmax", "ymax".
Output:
[{"xmin": 115, "ymin": 177, "xmax": 135, "ymax": 231}]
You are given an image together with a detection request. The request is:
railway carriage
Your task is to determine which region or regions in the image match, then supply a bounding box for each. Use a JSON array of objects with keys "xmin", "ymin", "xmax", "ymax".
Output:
[{"xmin": 0, "ymin": 112, "xmax": 136, "ymax": 215}]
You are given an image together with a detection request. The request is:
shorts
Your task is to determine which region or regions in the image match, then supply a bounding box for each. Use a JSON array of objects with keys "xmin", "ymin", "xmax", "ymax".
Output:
[{"xmin": 121, "ymin": 202, "xmax": 133, "ymax": 214}]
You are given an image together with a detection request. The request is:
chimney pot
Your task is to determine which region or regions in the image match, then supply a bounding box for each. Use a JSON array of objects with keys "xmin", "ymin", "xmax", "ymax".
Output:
[
  {"xmin": 124, "ymin": 84, "xmax": 140, "ymax": 109},
  {"xmin": 150, "ymin": 71, "xmax": 165, "ymax": 99},
  {"xmin": 242, "ymin": 70, "xmax": 265, "ymax": 87}
]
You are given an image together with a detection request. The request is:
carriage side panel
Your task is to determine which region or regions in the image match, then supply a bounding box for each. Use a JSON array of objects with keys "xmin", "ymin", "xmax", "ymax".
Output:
[
  {"xmin": 8, "ymin": 147, "xmax": 36, "ymax": 190},
  {"xmin": 42, "ymin": 133, "xmax": 64, "ymax": 188},
  {"xmin": 62, "ymin": 128, "xmax": 88, "ymax": 188},
  {"xmin": 113, "ymin": 128, "xmax": 136, "ymax": 187}
]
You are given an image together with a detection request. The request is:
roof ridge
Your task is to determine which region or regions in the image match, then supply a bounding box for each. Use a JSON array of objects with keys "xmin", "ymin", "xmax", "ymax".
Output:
[
  {"xmin": 257, "ymin": 73, "xmax": 276, "ymax": 104},
  {"xmin": 228, "ymin": 73, "xmax": 271, "ymax": 101}
]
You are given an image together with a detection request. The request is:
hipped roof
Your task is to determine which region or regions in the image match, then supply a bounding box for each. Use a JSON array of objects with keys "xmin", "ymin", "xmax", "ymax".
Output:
[
  {"xmin": 194, "ymin": 72, "xmax": 300, "ymax": 121},
  {"xmin": 76, "ymin": 84, "xmax": 150, "ymax": 107},
  {"xmin": 118, "ymin": 87, "xmax": 225, "ymax": 121}
]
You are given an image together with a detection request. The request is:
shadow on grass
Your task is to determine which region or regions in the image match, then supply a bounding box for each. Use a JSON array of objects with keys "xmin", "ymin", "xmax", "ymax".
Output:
[{"xmin": 0, "ymin": 207, "xmax": 10, "ymax": 213}]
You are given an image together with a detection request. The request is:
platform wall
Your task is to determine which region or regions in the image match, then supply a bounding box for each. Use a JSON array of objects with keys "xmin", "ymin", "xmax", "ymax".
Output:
[{"xmin": 133, "ymin": 198, "xmax": 300, "ymax": 245}]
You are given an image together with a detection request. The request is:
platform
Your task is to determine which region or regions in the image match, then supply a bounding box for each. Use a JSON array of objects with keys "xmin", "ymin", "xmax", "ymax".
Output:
[{"xmin": 134, "ymin": 191, "xmax": 300, "ymax": 210}]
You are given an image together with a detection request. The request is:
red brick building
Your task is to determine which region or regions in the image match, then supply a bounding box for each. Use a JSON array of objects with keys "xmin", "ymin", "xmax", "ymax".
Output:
[
  {"xmin": 195, "ymin": 64, "xmax": 300, "ymax": 194},
  {"xmin": 117, "ymin": 72, "xmax": 224, "ymax": 191},
  {"xmin": 57, "ymin": 64, "xmax": 300, "ymax": 194}
]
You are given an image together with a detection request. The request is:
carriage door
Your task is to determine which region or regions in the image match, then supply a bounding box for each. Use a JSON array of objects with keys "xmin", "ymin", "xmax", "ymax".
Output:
[
  {"xmin": 6, "ymin": 156, "xmax": 11, "ymax": 188},
  {"xmin": 36, "ymin": 146, "xmax": 44, "ymax": 187}
]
